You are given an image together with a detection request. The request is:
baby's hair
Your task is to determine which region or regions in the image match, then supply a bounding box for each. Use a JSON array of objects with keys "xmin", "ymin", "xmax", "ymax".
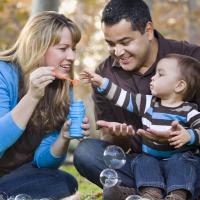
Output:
[{"xmin": 165, "ymin": 53, "xmax": 200, "ymax": 101}]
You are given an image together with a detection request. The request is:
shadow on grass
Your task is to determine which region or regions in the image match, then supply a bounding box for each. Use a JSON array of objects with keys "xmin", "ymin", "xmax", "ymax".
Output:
[{"xmin": 60, "ymin": 164, "xmax": 102, "ymax": 200}]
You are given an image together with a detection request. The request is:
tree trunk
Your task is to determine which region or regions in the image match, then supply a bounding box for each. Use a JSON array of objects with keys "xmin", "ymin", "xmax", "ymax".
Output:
[{"xmin": 31, "ymin": 0, "xmax": 60, "ymax": 16}]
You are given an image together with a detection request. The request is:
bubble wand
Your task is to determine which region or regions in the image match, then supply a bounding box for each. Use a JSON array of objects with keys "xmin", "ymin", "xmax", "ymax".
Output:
[{"xmin": 52, "ymin": 67, "xmax": 80, "ymax": 86}]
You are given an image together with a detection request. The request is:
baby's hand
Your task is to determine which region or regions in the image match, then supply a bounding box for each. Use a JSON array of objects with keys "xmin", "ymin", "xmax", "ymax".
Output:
[
  {"xmin": 168, "ymin": 122, "xmax": 191, "ymax": 148},
  {"xmin": 80, "ymin": 69, "xmax": 103, "ymax": 87}
]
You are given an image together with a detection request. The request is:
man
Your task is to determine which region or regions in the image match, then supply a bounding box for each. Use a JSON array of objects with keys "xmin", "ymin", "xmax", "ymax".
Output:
[{"xmin": 74, "ymin": 0, "xmax": 200, "ymax": 199}]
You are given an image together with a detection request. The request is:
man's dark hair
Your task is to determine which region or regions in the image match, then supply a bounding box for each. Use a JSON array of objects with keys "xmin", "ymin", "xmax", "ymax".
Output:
[{"xmin": 101, "ymin": 0, "xmax": 152, "ymax": 34}]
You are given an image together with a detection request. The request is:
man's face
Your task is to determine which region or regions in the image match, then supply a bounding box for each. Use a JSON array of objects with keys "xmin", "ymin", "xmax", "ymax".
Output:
[{"xmin": 102, "ymin": 19, "xmax": 152, "ymax": 72}]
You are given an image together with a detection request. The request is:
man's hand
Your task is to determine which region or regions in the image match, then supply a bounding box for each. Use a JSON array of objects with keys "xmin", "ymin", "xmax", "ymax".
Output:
[{"xmin": 96, "ymin": 120, "xmax": 135, "ymax": 136}]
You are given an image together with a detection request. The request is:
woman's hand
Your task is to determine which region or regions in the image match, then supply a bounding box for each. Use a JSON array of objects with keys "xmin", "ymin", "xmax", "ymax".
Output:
[
  {"xmin": 11, "ymin": 67, "xmax": 55, "ymax": 129},
  {"xmin": 61, "ymin": 117, "xmax": 90, "ymax": 139},
  {"xmin": 81, "ymin": 116, "xmax": 90, "ymax": 137},
  {"xmin": 51, "ymin": 120, "xmax": 71, "ymax": 158},
  {"xmin": 60, "ymin": 119, "xmax": 72, "ymax": 140},
  {"xmin": 80, "ymin": 69, "xmax": 103, "ymax": 87},
  {"xmin": 27, "ymin": 66, "xmax": 55, "ymax": 100}
]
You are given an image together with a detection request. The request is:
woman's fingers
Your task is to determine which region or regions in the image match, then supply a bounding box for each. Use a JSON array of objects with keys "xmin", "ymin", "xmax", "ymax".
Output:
[
  {"xmin": 80, "ymin": 117, "xmax": 90, "ymax": 137},
  {"xmin": 28, "ymin": 66, "xmax": 56, "ymax": 99},
  {"xmin": 30, "ymin": 66, "xmax": 55, "ymax": 79},
  {"xmin": 81, "ymin": 123, "xmax": 90, "ymax": 130},
  {"xmin": 31, "ymin": 75, "xmax": 55, "ymax": 85},
  {"xmin": 30, "ymin": 67, "xmax": 55, "ymax": 86},
  {"xmin": 61, "ymin": 120, "xmax": 71, "ymax": 139},
  {"xmin": 82, "ymin": 117, "xmax": 89, "ymax": 123},
  {"xmin": 82, "ymin": 130, "xmax": 90, "ymax": 137},
  {"xmin": 81, "ymin": 117, "xmax": 90, "ymax": 130}
]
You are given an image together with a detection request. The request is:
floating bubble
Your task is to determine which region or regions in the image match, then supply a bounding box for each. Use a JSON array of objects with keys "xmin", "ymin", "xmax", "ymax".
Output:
[
  {"xmin": 100, "ymin": 168, "xmax": 118, "ymax": 188},
  {"xmin": 39, "ymin": 199, "xmax": 53, "ymax": 200},
  {"xmin": 32, "ymin": 198, "xmax": 53, "ymax": 200},
  {"xmin": 32, "ymin": 197, "xmax": 53, "ymax": 200},
  {"xmin": 0, "ymin": 191, "xmax": 8, "ymax": 200},
  {"xmin": 7, "ymin": 197, "xmax": 15, "ymax": 200},
  {"xmin": 103, "ymin": 145, "xmax": 126, "ymax": 169},
  {"xmin": 14, "ymin": 194, "xmax": 32, "ymax": 200}
]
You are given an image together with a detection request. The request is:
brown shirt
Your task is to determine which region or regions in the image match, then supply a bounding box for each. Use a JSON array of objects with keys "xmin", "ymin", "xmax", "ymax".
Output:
[{"xmin": 93, "ymin": 30, "xmax": 200, "ymax": 151}]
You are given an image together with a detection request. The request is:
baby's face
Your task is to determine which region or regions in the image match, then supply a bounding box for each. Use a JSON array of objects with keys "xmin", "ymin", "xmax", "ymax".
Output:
[{"xmin": 150, "ymin": 58, "xmax": 182, "ymax": 99}]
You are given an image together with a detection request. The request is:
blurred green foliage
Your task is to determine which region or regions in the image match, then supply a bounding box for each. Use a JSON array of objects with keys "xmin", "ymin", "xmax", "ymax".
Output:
[{"xmin": 0, "ymin": 0, "xmax": 29, "ymax": 50}]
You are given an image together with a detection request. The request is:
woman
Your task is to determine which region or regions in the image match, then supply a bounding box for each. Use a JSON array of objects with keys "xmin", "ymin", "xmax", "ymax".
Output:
[{"xmin": 0, "ymin": 11, "xmax": 89, "ymax": 199}]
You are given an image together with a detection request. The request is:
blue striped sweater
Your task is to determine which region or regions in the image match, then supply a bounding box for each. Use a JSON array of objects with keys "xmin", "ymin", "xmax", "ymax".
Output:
[{"xmin": 98, "ymin": 78, "xmax": 200, "ymax": 158}]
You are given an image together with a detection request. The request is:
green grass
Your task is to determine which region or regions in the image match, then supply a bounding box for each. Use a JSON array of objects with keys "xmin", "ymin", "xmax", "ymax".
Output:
[{"xmin": 60, "ymin": 165, "xmax": 102, "ymax": 200}]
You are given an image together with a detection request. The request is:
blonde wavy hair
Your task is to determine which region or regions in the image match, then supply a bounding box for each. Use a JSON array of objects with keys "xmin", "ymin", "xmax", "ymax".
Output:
[{"xmin": 0, "ymin": 11, "xmax": 81, "ymax": 134}]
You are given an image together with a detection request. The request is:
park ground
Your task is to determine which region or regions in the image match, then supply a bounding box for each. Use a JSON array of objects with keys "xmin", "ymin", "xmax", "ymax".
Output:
[{"xmin": 61, "ymin": 165, "xmax": 102, "ymax": 200}]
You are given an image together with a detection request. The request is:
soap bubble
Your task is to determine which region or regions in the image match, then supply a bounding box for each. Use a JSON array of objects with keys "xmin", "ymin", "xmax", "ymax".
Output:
[
  {"xmin": 103, "ymin": 145, "xmax": 126, "ymax": 169},
  {"xmin": 32, "ymin": 199, "xmax": 53, "ymax": 200},
  {"xmin": 14, "ymin": 194, "xmax": 32, "ymax": 200},
  {"xmin": 7, "ymin": 197, "xmax": 15, "ymax": 200},
  {"xmin": 0, "ymin": 191, "xmax": 8, "ymax": 200},
  {"xmin": 100, "ymin": 168, "xmax": 118, "ymax": 188},
  {"xmin": 39, "ymin": 199, "xmax": 53, "ymax": 200}
]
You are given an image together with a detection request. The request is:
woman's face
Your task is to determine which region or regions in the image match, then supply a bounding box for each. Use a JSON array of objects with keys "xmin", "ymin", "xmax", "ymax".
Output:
[{"xmin": 43, "ymin": 27, "xmax": 76, "ymax": 75}]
